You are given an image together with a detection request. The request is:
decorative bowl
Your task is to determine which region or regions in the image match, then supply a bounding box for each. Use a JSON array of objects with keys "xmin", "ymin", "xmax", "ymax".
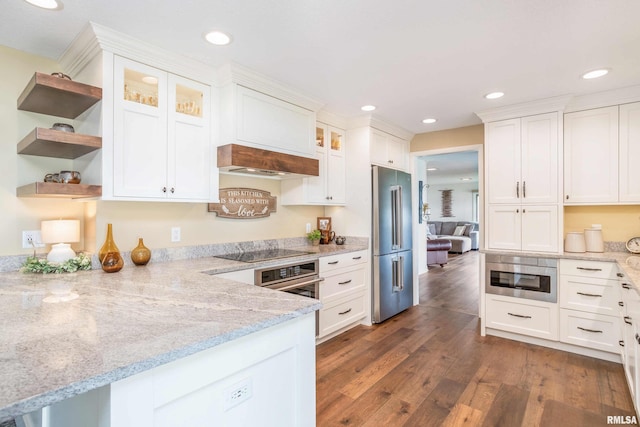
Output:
[
  {"xmin": 58, "ymin": 170, "xmax": 81, "ymax": 184},
  {"xmin": 51, "ymin": 123, "xmax": 75, "ymax": 133}
]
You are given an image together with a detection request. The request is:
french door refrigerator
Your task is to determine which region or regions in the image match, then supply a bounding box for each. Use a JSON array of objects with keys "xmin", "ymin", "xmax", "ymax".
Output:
[{"xmin": 372, "ymin": 165, "xmax": 414, "ymax": 323}]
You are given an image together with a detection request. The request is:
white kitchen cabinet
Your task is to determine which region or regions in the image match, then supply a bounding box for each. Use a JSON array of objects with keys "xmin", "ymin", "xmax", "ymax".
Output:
[
  {"xmin": 485, "ymin": 294, "xmax": 559, "ymax": 341},
  {"xmin": 370, "ymin": 129, "xmax": 409, "ymax": 171},
  {"xmin": 559, "ymin": 259, "xmax": 621, "ymax": 354},
  {"xmin": 486, "ymin": 204, "xmax": 558, "ymax": 252},
  {"xmin": 564, "ymin": 106, "xmax": 619, "ymax": 204},
  {"xmin": 486, "ymin": 113, "xmax": 559, "ymax": 205},
  {"xmin": 317, "ymin": 250, "xmax": 368, "ymax": 339},
  {"xmin": 485, "ymin": 113, "xmax": 560, "ymax": 253},
  {"xmin": 219, "ymin": 84, "xmax": 316, "ymax": 158},
  {"xmin": 111, "ymin": 56, "xmax": 212, "ymax": 201},
  {"xmin": 619, "ymin": 102, "xmax": 640, "ymax": 203},
  {"xmin": 619, "ymin": 279, "xmax": 640, "ymax": 413},
  {"xmin": 280, "ymin": 123, "xmax": 346, "ymax": 205}
]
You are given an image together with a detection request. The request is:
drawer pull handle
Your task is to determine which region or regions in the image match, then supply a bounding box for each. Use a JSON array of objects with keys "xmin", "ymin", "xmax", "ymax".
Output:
[
  {"xmin": 622, "ymin": 283, "xmax": 631, "ymax": 289},
  {"xmin": 352, "ymin": 256, "xmax": 362, "ymax": 260},
  {"xmin": 577, "ymin": 326, "xmax": 603, "ymax": 333},
  {"xmin": 339, "ymin": 308, "xmax": 352, "ymax": 315},
  {"xmin": 338, "ymin": 280, "xmax": 352, "ymax": 285},
  {"xmin": 508, "ymin": 312, "xmax": 532, "ymax": 319},
  {"xmin": 576, "ymin": 292, "xmax": 602, "ymax": 297},
  {"xmin": 620, "ymin": 340, "xmax": 625, "ymax": 347},
  {"xmin": 328, "ymin": 261, "xmax": 339, "ymax": 265},
  {"xmin": 625, "ymin": 316, "xmax": 633, "ymax": 325},
  {"xmin": 576, "ymin": 267, "xmax": 602, "ymax": 272}
]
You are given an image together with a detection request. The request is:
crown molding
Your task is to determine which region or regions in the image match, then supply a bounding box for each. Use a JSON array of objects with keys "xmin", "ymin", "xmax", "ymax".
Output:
[
  {"xmin": 475, "ymin": 94, "xmax": 572, "ymax": 123},
  {"xmin": 217, "ymin": 63, "xmax": 324, "ymax": 112},
  {"xmin": 565, "ymin": 85, "xmax": 640, "ymax": 112},
  {"xmin": 347, "ymin": 114, "xmax": 414, "ymax": 141},
  {"xmin": 60, "ymin": 22, "xmax": 217, "ymax": 85},
  {"xmin": 316, "ymin": 110, "xmax": 348, "ymax": 129}
]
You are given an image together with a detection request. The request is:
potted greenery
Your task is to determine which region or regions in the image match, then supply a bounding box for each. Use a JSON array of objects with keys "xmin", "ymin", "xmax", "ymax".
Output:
[{"xmin": 307, "ymin": 229, "xmax": 322, "ymax": 246}]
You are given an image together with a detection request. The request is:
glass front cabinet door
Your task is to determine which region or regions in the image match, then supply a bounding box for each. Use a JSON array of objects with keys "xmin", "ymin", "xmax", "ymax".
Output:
[{"xmin": 112, "ymin": 56, "xmax": 212, "ymax": 201}]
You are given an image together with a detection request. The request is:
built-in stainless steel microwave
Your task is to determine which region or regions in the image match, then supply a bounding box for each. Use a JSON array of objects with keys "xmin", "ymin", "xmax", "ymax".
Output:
[{"xmin": 485, "ymin": 254, "xmax": 557, "ymax": 303}]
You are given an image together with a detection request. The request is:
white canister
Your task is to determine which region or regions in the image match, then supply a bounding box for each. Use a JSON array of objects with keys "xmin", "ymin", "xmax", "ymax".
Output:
[
  {"xmin": 585, "ymin": 228, "xmax": 604, "ymax": 252},
  {"xmin": 565, "ymin": 232, "xmax": 586, "ymax": 253}
]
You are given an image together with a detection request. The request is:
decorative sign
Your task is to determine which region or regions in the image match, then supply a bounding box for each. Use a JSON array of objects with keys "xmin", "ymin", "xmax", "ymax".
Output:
[{"xmin": 207, "ymin": 188, "xmax": 277, "ymax": 219}]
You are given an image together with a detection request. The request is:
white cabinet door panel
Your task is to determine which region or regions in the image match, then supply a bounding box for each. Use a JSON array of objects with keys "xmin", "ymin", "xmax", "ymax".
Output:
[
  {"xmin": 521, "ymin": 205, "xmax": 558, "ymax": 253},
  {"xmin": 487, "ymin": 205, "xmax": 521, "ymax": 250},
  {"xmin": 619, "ymin": 102, "xmax": 640, "ymax": 202},
  {"xmin": 521, "ymin": 113, "xmax": 558, "ymax": 204},
  {"xmin": 564, "ymin": 106, "xmax": 618, "ymax": 203},
  {"xmin": 486, "ymin": 119, "xmax": 521, "ymax": 204}
]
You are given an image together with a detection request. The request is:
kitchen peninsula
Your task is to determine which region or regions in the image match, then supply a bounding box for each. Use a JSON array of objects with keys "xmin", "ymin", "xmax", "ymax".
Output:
[{"xmin": 0, "ymin": 242, "xmax": 365, "ymax": 426}]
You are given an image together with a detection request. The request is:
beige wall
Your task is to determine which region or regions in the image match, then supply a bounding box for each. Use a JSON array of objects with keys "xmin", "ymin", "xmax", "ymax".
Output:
[
  {"xmin": 564, "ymin": 205, "xmax": 640, "ymax": 243},
  {"xmin": 2, "ymin": 45, "xmax": 324, "ymax": 257},
  {"xmin": 411, "ymin": 124, "xmax": 484, "ymax": 152}
]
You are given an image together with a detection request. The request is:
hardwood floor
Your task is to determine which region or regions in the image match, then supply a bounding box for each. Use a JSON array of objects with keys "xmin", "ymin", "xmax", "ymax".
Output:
[{"xmin": 316, "ymin": 251, "xmax": 636, "ymax": 426}]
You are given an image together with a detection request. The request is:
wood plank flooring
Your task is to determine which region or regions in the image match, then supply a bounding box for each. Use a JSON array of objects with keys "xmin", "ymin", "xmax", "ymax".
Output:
[{"xmin": 316, "ymin": 251, "xmax": 636, "ymax": 426}]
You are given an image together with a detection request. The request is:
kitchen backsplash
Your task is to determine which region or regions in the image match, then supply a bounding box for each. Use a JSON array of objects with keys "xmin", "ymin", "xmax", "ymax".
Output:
[{"xmin": 0, "ymin": 236, "xmax": 370, "ymax": 273}]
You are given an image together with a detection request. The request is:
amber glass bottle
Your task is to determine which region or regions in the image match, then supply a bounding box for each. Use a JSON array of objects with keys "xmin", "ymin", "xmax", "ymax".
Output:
[
  {"xmin": 131, "ymin": 238, "xmax": 151, "ymax": 266},
  {"xmin": 99, "ymin": 224, "xmax": 124, "ymax": 273}
]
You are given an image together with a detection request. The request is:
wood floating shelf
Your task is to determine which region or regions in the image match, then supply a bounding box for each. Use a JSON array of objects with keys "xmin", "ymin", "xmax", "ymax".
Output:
[
  {"xmin": 17, "ymin": 127, "xmax": 102, "ymax": 159},
  {"xmin": 16, "ymin": 182, "xmax": 102, "ymax": 199},
  {"xmin": 17, "ymin": 72, "xmax": 102, "ymax": 119}
]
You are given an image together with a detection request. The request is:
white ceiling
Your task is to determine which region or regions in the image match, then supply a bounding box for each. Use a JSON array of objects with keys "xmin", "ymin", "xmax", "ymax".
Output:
[
  {"xmin": 3, "ymin": 0, "xmax": 640, "ymax": 134},
  {"xmin": 422, "ymin": 151, "xmax": 479, "ymax": 185}
]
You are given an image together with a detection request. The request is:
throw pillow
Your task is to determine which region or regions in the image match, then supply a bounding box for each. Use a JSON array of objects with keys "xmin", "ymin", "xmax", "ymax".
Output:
[
  {"xmin": 453, "ymin": 225, "xmax": 466, "ymax": 236},
  {"xmin": 427, "ymin": 224, "xmax": 436, "ymax": 236},
  {"xmin": 463, "ymin": 224, "xmax": 473, "ymax": 236}
]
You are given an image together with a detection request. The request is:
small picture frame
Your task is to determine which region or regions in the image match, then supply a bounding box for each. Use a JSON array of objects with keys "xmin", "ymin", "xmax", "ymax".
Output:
[{"xmin": 317, "ymin": 217, "xmax": 331, "ymax": 231}]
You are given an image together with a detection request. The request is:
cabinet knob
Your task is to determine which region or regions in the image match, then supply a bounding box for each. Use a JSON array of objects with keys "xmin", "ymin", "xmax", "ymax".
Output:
[
  {"xmin": 162, "ymin": 187, "xmax": 167, "ymax": 193},
  {"xmin": 620, "ymin": 340, "xmax": 625, "ymax": 347},
  {"xmin": 566, "ymin": 195, "xmax": 569, "ymax": 200},
  {"xmin": 388, "ymin": 160, "xmax": 394, "ymax": 164},
  {"xmin": 617, "ymin": 273, "xmax": 625, "ymax": 278},
  {"xmin": 170, "ymin": 187, "xmax": 175, "ymax": 193},
  {"xmin": 620, "ymin": 301, "xmax": 625, "ymax": 307}
]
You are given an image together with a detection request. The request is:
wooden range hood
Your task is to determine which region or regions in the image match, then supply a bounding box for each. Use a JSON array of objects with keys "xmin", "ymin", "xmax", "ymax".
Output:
[{"xmin": 217, "ymin": 144, "xmax": 319, "ymax": 179}]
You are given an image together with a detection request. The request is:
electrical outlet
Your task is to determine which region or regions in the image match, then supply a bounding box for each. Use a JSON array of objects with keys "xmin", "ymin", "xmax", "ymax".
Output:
[
  {"xmin": 171, "ymin": 227, "xmax": 181, "ymax": 242},
  {"xmin": 22, "ymin": 230, "xmax": 44, "ymax": 249},
  {"xmin": 306, "ymin": 223, "xmax": 311, "ymax": 233},
  {"xmin": 223, "ymin": 378, "xmax": 252, "ymax": 411}
]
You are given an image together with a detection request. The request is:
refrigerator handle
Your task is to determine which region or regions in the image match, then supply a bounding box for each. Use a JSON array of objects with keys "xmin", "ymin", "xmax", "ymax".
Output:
[
  {"xmin": 391, "ymin": 185, "xmax": 402, "ymax": 250},
  {"xmin": 391, "ymin": 257, "xmax": 399, "ymax": 292},
  {"xmin": 398, "ymin": 255, "xmax": 404, "ymax": 291}
]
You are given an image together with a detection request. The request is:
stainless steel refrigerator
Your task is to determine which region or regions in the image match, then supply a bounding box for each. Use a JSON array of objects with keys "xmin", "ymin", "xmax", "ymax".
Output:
[{"xmin": 372, "ymin": 165, "xmax": 414, "ymax": 323}]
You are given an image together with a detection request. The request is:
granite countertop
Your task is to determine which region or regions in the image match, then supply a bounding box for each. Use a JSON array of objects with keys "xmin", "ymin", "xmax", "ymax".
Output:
[
  {"xmin": 482, "ymin": 249, "xmax": 640, "ymax": 289},
  {"xmin": 0, "ymin": 243, "xmax": 367, "ymax": 423}
]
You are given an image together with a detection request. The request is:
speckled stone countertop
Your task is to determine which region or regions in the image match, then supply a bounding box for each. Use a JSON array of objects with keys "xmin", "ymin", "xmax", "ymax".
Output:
[
  {"xmin": 482, "ymin": 249, "xmax": 640, "ymax": 289},
  {"xmin": 0, "ymin": 242, "xmax": 368, "ymax": 423}
]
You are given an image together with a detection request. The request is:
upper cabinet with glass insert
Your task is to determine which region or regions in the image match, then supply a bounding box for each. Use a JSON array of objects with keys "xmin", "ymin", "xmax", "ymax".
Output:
[{"xmin": 108, "ymin": 56, "xmax": 213, "ymax": 202}]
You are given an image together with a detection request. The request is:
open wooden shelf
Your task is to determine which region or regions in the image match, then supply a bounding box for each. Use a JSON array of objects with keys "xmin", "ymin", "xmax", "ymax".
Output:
[
  {"xmin": 17, "ymin": 127, "xmax": 102, "ymax": 159},
  {"xmin": 16, "ymin": 182, "xmax": 102, "ymax": 199},
  {"xmin": 17, "ymin": 72, "xmax": 102, "ymax": 119}
]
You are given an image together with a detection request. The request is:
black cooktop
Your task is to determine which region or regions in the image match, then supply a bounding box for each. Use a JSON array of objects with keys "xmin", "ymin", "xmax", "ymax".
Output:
[{"xmin": 214, "ymin": 248, "xmax": 313, "ymax": 263}]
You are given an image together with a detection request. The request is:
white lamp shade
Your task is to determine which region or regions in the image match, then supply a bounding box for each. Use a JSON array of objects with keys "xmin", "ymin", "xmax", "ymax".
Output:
[{"xmin": 41, "ymin": 220, "xmax": 80, "ymax": 244}]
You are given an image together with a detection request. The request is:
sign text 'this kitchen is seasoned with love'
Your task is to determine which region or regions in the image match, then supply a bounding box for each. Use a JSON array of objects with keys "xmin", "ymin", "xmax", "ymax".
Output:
[{"xmin": 207, "ymin": 188, "xmax": 277, "ymax": 219}]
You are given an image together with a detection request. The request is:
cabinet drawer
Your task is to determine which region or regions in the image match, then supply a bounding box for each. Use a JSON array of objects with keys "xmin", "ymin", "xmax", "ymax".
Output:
[
  {"xmin": 318, "ymin": 291, "xmax": 366, "ymax": 338},
  {"xmin": 560, "ymin": 309, "xmax": 620, "ymax": 353},
  {"xmin": 560, "ymin": 275, "xmax": 620, "ymax": 316},
  {"xmin": 560, "ymin": 259, "xmax": 621, "ymax": 280},
  {"xmin": 486, "ymin": 295, "xmax": 558, "ymax": 340},
  {"xmin": 320, "ymin": 267, "xmax": 365, "ymax": 301},
  {"xmin": 320, "ymin": 250, "xmax": 367, "ymax": 274}
]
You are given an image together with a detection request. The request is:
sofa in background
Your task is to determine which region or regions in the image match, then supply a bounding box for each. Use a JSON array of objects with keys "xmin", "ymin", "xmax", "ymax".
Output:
[{"xmin": 427, "ymin": 221, "xmax": 479, "ymax": 253}]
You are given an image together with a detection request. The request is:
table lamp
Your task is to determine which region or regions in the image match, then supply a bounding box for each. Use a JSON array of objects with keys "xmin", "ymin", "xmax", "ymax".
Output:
[{"xmin": 41, "ymin": 219, "xmax": 80, "ymax": 263}]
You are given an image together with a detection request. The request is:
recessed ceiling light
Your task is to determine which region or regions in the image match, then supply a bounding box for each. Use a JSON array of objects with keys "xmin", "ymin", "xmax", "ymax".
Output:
[
  {"xmin": 426, "ymin": 167, "xmax": 438, "ymax": 171},
  {"xmin": 23, "ymin": 0, "xmax": 62, "ymax": 9},
  {"xmin": 461, "ymin": 177, "xmax": 472, "ymax": 181},
  {"xmin": 361, "ymin": 105, "xmax": 376, "ymax": 112},
  {"xmin": 485, "ymin": 92, "xmax": 504, "ymax": 100},
  {"xmin": 582, "ymin": 69, "xmax": 609, "ymax": 79},
  {"xmin": 422, "ymin": 118, "xmax": 437, "ymax": 124},
  {"xmin": 204, "ymin": 30, "xmax": 232, "ymax": 46}
]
